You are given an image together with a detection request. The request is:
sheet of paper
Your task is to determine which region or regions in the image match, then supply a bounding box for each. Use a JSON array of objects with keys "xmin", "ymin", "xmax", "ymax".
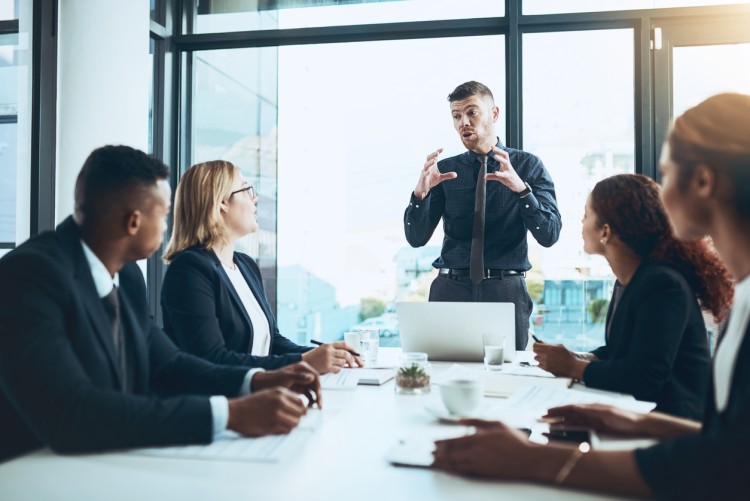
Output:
[
  {"xmin": 497, "ymin": 364, "xmax": 555, "ymax": 378},
  {"xmin": 130, "ymin": 409, "xmax": 323, "ymax": 463},
  {"xmin": 503, "ymin": 385, "xmax": 656, "ymax": 416},
  {"xmin": 433, "ymin": 364, "xmax": 567, "ymax": 397},
  {"xmin": 320, "ymin": 370, "xmax": 360, "ymax": 390}
]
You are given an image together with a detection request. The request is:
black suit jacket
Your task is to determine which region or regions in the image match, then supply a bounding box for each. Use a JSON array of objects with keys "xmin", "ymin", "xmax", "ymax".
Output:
[
  {"xmin": 161, "ymin": 246, "xmax": 310, "ymax": 370},
  {"xmin": 0, "ymin": 217, "xmax": 249, "ymax": 462},
  {"xmin": 635, "ymin": 322, "xmax": 750, "ymax": 500},
  {"xmin": 584, "ymin": 261, "xmax": 711, "ymax": 419}
]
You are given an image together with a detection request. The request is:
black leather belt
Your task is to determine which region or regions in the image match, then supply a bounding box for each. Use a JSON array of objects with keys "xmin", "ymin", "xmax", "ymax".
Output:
[{"xmin": 438, "ymin": 268, "xmax": 526, "ymax": 279}]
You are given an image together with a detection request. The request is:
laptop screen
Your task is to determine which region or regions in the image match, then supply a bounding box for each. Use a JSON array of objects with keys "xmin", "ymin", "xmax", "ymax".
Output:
[{"xmin": 396, "ymin": 301, "xmax": 515, "ymax": 362}]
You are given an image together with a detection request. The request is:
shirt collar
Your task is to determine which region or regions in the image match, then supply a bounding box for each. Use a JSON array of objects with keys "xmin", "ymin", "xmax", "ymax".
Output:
[
  {"xmin": 466, "ymin": 137, "xmax": 504, "ymax": 164},
  {"xmin": 80, "ymin": 239, "xmax": 119, "ymax": 298}
]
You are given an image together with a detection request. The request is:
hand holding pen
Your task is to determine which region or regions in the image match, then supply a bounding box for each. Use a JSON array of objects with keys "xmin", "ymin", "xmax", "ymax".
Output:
[{"xmin": 300, "ymin": 340, "xmax": 364, "ymax": 374}]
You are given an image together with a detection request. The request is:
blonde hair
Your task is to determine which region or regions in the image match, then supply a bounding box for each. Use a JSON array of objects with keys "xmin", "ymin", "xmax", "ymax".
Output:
[{"xmin": 163, "ymin": 160, "xmax": 239, "ymax": 263}]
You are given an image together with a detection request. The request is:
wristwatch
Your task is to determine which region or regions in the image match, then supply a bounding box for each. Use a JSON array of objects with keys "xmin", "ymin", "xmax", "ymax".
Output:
[{"xmin": 516, "ymin": 182, "xmax": 532, "ymax": 199}]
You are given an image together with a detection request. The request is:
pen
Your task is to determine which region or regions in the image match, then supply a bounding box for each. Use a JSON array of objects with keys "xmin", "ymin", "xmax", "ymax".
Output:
[
  {"xmin": 311, "ymin": 339, "xmax": 361, "ymax": 358},
  {"xmin": 532, "ymin": 334, "xmax": 543, "ymax": 343}
]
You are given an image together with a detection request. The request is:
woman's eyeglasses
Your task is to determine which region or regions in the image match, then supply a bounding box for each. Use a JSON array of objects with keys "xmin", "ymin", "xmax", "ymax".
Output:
[{"xmin": 229, "ymin": 185, "xmax": 255, "ymax": 199}]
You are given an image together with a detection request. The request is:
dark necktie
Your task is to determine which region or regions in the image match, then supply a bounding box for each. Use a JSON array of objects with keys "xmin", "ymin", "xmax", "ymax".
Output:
[
  {"xmin": 102, "ymin": 286, "xmax": 127, "ymax": 390},
  {"xmin": 470, "ymin": 155, "xmax": 488, "ymax": 299}
]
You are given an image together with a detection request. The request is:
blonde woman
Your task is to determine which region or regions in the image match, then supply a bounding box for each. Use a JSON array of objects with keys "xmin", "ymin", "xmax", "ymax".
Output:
[{"xmin": 162, "ymin": 161, "xmax": 362, "ymax": 374}]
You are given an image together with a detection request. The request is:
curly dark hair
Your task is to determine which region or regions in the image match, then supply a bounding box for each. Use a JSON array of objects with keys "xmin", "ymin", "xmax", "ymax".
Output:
[{"xmin": 590, "ymin": 173, "xmax": 732, "ymax": 321}]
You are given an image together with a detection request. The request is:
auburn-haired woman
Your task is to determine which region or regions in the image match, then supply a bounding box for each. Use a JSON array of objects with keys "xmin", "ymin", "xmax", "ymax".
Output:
[
  {"xmin": 533, "ymin": 173, "xmax": 731, "ymax": 419},
  {"xmin": 433, "ymin": 93, "xmax": 750, "ymax": 499},
  {"xmin": 162, "ymin": 160, "xmax": 362, "ymax": 373}
]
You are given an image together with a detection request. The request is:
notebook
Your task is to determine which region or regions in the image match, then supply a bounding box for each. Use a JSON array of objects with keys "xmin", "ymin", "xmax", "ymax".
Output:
[{"xmin": 396, "ymin": 301, "xmax": 515, "ymax": 362}]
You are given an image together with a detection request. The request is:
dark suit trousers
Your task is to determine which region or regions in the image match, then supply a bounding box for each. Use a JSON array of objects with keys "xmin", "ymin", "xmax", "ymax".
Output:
[{"xmin": 428, "ymin": 274, "xmax": 531, "ymax": 350}]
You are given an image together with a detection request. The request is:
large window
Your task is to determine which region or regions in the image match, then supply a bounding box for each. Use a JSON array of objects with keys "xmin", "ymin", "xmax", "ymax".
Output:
[
  {"xmin": 0, "ymin": 0, "xmax": 31, "ymax": 258},
  {"xmin": 524, "ymin": 0, "xmax": 749, "ymax": 15},
  {"xmin": 174, "ymin": 1, "xmax": 750, "ymax": 350},
  {"xmin": 195, "ymin": 0, "xmax": 503, "ymax": 33},
  {"xmin": 523, "ymin": 29, "xmax": 635, "ymax": 351}
]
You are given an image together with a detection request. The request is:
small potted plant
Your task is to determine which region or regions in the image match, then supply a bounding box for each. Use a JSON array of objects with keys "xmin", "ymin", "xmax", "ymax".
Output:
[{"xmin": 395, "ymin": 352, "xmax": 430, "ymax": 394}]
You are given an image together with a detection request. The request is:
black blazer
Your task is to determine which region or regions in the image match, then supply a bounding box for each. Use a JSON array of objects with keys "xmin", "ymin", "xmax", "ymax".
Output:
[
  {"xmin": 0, "ymin": 217, "xmax": 249, "ymax": 462},
  {"xmin": 161, "ymin": 246, "xmax": 310, "ymax": 370},
  {"xmin": 635, "ymin": 322, "xmax": 750, "ymax": 500},
  {"xmin": 584, "ymin": 261, "xmax": 711, "ymax": 419}
]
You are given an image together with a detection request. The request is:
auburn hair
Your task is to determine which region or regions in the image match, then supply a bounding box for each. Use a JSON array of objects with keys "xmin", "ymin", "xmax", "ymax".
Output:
[{"xmin": 590, "ymin": 173, "xmax": 732, "ymax": 321}]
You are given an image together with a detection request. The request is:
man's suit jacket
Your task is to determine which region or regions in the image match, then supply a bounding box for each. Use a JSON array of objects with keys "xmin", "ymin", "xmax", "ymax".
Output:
[
  {"xmin": 584, "ymin": 261, "xmax": 711, "ymax": 419},
  {"xmin": 0, "ymin": 217, "xmax": 249, "ymax": 462},
  {"xmin": 635, "ymin": 322, "xmax": 750, "ymax": 499},
  {"xmin": 161, "ymin": 246, "xmax": 310, "ymax": 370}
]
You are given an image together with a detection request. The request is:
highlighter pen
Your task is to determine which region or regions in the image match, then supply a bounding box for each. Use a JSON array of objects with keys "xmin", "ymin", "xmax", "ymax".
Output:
[{"xmin": 311, "ymin": 339, "xmax": 361, "ymax": 358}]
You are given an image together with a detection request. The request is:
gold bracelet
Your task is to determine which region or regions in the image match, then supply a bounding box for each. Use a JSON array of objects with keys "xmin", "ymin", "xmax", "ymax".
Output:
[{"xmin": 554, "ymin": 442, "xmax": 590, "ymax": 485}]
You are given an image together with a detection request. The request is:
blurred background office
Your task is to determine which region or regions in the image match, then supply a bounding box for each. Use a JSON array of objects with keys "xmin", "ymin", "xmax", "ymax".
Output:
[{"xmin": 1, "ymin": 0, "xmax": 749, "ymax": 353}]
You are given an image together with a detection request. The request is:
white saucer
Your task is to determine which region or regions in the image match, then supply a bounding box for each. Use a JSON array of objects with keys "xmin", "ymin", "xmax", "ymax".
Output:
[{"xmin": 424, "ymin": 403, "xmax": 479, "ymax": 423}]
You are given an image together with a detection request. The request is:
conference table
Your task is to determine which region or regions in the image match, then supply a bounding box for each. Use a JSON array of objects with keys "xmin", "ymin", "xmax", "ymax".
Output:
[{"xmin": 0, "ymin": 349, "xmax": 645, "ymax": 500}]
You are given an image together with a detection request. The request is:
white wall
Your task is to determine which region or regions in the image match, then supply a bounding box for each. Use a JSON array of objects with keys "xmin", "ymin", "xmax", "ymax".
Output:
[{"xmin": 56, "ymin": 0, "xmax": 150, "ymax": 222}]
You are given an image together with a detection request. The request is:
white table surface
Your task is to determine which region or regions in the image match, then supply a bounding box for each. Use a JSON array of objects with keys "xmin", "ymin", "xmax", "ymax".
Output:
[{"xmin": 0, "ymin": 349, "xmax": 634, "ymax": 500}]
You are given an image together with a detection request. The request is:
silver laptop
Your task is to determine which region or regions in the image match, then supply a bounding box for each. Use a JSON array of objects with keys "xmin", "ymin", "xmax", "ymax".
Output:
[{"xmin": 396, "ymin": 301, "xmax": 515, "ymax": 362}]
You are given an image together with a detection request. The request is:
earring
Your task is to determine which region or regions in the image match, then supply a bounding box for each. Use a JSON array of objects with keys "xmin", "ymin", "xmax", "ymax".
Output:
[{"xmin": 600, "ymin": 239, "xmax": 607, "ymax": 244}]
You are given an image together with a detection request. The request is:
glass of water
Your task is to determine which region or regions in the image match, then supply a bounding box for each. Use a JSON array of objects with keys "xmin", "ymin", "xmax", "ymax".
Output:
[
  {"xmin": 357, "ymin": 328, "xmax": 380, "ymax": 363},
  {"xmin": 483, "ymin": 333, "xmax": 505, "ymax": 371}
]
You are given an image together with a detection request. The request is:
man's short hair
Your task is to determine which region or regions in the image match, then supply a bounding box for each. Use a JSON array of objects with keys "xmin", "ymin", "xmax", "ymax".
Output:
[
  {"xmin": 447, "ymin": 81, "xmax": 495, "ymax": 103},
  {"xmin": 74, "ymin": 145, "xmax": 169, "ymax": 223}
]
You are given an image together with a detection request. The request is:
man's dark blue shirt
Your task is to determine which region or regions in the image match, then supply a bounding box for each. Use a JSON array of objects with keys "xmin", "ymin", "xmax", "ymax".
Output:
[{"xmin": 404, "ymin": 138, "xmax": 561, "ymax": 270}]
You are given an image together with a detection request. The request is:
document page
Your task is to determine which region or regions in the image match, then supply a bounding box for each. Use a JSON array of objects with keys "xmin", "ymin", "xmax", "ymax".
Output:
[
  {"xmin": 503, "ymin": 385, "xmax": 656, "ymax": 416},
  {"xmin": 320, "ymin": 370, "xmax": 360, "ymax": 390},
  {"xmin": 130, "ymin": 409, "xmax": 322, "ymax": 463}
]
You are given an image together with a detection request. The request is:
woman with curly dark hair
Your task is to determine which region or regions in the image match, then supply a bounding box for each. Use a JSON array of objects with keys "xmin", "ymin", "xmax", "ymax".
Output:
[
  {"xmin": 432, "ymin": 93, "xmax": 750, "ymax": 499},
  {"xmin": 532, "ymin": 173, "xmax": 732, "ymax": 419}
]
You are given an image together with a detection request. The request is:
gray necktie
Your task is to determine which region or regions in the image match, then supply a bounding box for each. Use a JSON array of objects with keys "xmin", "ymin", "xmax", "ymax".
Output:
[
  {"xmin": 470, "ymin": 155, "xmax": 488, "ymax": 299},
  {"xmin": 102, "ymin": 286, "xmax": 127, "ymax": 390}
]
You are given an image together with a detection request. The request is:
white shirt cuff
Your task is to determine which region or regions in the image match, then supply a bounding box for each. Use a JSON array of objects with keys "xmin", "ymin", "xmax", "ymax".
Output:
[
  {"xmin": 241, "ymin": 368, "xmax": 265, "ymax": 395},
  {"xmin": 209, "ymin": 369, "xmax": 266, "ymax": 437},
  {"xmin": 209, "ymin": 395, "xmax": 229, "ymax": 436}
]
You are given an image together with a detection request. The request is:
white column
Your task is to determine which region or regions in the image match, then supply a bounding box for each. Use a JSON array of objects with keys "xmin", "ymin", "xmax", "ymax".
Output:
[{"xmin": 56, "ymin": 0, "xmax": 150, "ymax": 222}]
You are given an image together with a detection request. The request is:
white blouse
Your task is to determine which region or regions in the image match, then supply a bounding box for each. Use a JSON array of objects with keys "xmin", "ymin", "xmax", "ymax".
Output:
[
  {"xmin": 222, "ymin": 264, "xmax": 271, "ymax": 357},
  {"xmin": 714, "ymin": 275, "xmax": 750, "ymax": 412}
]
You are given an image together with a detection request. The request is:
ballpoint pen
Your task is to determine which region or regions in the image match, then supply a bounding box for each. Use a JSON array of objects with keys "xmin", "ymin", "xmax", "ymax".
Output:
[
  {"xmin": 311, "ymin": 339, "xmax": 361, "ymax": 358},
  {"xmin": 532, "ymin": 334, "xmax": 543, "ymax": 343}
]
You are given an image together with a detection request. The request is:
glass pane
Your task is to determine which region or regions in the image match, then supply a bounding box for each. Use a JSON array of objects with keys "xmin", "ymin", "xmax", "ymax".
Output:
[
  {"xmin": 0, "ymin": 0, "xmax": 18, "ymax": 21},
  {"xmin": 0, "ymin": 1, "xmax": 29, "ymax": 248},
  {"xmin": 193, "ymin": 45, "xmax": 279, "ymax": 305},
  {"xmin": 276, "ymin": 36, "xmax": 505, "ymax": 346},
  {"xmin": 524, "ymin": 0, "xmax": 749, "ymax": 15},
  {"xmin": 523, "ymin": 29, "xmax": 635, "ymax": 351},
  {"xmin": 673, "ymin": 42, "xmax": 750, "ymax": 118},
  {"xmin": 0, "ymin": 123, "xmax": 17, "ymax": 241},
  {"xmin": 195, "ymin": 0, "xmax": 503, "ymax": 33}
]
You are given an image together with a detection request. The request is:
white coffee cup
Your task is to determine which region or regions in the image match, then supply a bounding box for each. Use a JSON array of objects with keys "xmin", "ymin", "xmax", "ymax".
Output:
[{"xmin": 440, "ymin": 379, "xmax": 483, "ymax": 416}]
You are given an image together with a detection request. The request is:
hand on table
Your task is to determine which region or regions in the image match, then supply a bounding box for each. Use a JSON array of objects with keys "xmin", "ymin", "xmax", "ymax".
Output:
[
  {"xmin": 227, "ymin": 387, "xmax": 308, "ymax": 437},
  {"xmin": 301, "ymin": 341, "xmax": 363, "ymax": 374},
  {"xmin": 252, "ymin": 361, "xmax": 322, "ymax": 408},
  {"xmin": 543, "ymin": 404, "xmax": 647, "ymax": 437},
  {"xmin": 532, "ymin": 342, "xmax": 588, "ymax": 379},
  {"xmin": 432, "ymin": 419, "xmax": 534, "ymax": 479}
]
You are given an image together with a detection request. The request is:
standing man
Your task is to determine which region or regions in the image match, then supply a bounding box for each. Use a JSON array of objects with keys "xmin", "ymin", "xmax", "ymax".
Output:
[
  {"xmin": 0, "ymin": 145, "xmax": 321, "ymax": 462},
  {"xmin": 404, "ymin": 81, "xmax": 561, "ymax": 349}
]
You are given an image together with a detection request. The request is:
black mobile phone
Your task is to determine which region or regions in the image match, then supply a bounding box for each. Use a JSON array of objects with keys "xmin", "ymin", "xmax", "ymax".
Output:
[{"xmin": 543, "ymin": 425, "xmax": 593, "ymax": 444}]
